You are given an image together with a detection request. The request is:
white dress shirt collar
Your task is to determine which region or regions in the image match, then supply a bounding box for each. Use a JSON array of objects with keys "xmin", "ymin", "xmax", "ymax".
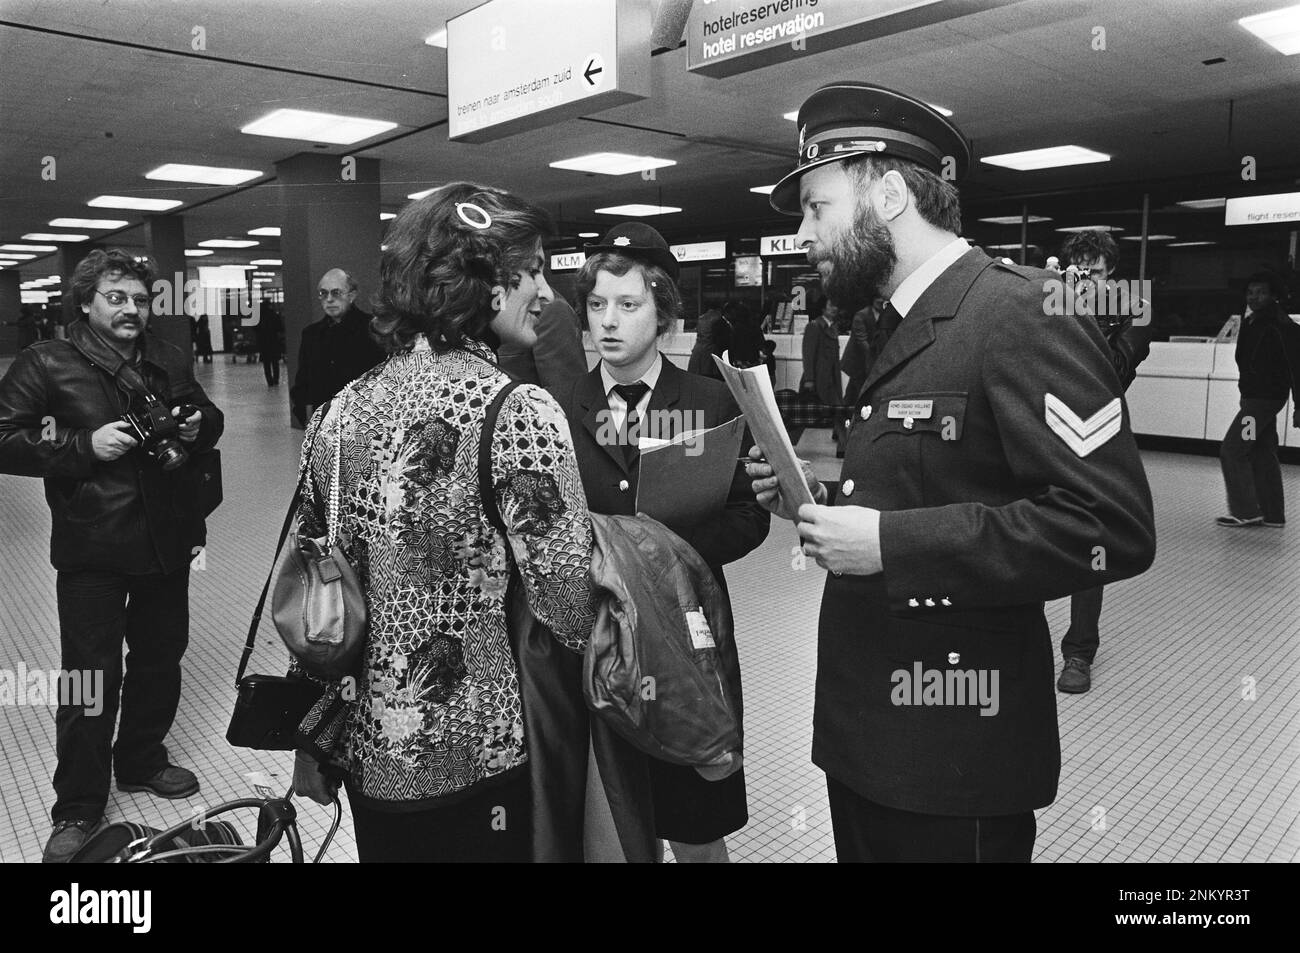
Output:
[{"xmin": 888, "ymin": 236, "xmax": 971, "ymax": 318}]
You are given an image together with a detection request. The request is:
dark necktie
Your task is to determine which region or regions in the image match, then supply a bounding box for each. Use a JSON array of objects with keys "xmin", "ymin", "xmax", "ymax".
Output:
[
  {"xmin": 870, "ymin": 302, "xmax": 902, "ymax": 361},
  {"xmin": 612, "ymin": 382, "xmax": 650, "ymax": 467}
]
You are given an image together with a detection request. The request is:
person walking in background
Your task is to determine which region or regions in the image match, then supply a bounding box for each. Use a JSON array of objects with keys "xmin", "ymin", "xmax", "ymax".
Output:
[
  {"xmin": 801, "ymin": 296, "xmax": 846, "ymax": 456},
  {"xmin": 1217, "ymin": 272, "xmax": 1300, "ymax": 530},
  {"xmin": 255, "ymin": 304, "xmax": 284, "ymax": 386},
  {"xmin": 193, "ymin": 313, "xmax": 213, "ymax": 364},
  {"xmin": 687, "ymin": 301, "xmax": 731, "ymax": 380},
  {"xmin": 726, "ymin": 302, "xmax": 765, "ymax": 369},
  {"xmin": 290, "ymin": 268, "xmax": 384, "ymax": 427},
  {"xmin": 1055, "ymin": 229, "xmax": 1152, "ymax": 694}
]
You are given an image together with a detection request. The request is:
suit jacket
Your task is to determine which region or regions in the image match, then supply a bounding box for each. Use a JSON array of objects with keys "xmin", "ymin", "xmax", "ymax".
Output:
[
  {"xmin": 290, "ymin": 305, "xmax": 384, "ymax": 414},
  {"xmin": 498, "ymin": 298, "xmax": 588, "ymax": 399},
  {"xmin": 557, "ymin": 358, "xmax": 769, "ymax": 592},
  {"xmin": 816, "ymin": 247, "xmax": 1156, "ymax": 817},
  {"xmin": 802, "ymin": 317, "xmax": 843, "ymax": 406}
]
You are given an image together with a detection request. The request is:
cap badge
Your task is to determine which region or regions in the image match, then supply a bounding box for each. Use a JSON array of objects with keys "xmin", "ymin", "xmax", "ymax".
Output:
[
  {"xmin": 806, "ymin": 142, "xmax": 820, "ymax": 160},
  {"xmin": 613, "ymin": 236, "xmax": 631, "ymax": 247}
]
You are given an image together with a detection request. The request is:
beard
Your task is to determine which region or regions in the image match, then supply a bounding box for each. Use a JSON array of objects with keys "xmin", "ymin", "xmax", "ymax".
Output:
[{"xmin": 809, "ymin": 202, "xmax": 896, "ymax": 314}]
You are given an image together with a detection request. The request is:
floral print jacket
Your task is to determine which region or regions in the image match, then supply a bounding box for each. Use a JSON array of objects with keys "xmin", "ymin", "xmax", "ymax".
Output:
[{"xmin": 293, "ymin": 335, "xmax": 594, "ymax": 809}]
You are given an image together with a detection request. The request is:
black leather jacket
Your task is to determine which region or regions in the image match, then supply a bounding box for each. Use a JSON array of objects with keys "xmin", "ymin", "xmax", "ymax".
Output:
[{"xmin": 0, "ymin": 320, "xmax": 224, "ymax": 573}]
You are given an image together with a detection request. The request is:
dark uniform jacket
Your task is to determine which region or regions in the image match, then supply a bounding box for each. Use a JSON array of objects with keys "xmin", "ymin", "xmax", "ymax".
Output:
[
  {"xmin": 1235, "ymin": 303, "xmax": 1300, "ymax": 403},
  {"xmin": 816, "ymin": 247, "xmax": 1156, "ymax": 817},
  {"xmin": 801, "ymin": 316, "xmax": 844, "ymax": 407},
  {"xmin": 0, "ymin": 320, "xmax": 224, "ymax": 573},
  {"xmin": 290, "ymin": 305, "xmax": 384, "ymax": 418},
  {"xmin": 556, "ymin": 358, "xmax": 769, "ymax": 592}
]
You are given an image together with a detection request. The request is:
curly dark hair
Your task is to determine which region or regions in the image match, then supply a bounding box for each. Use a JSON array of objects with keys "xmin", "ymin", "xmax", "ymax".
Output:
[
  {"xmin": 573, "ymin": 252, "xmax": 681, "ymax": 336},
  {"xmin": 71, "ymin": 249, "xmax": 155, "ymax": 313},
  {"xmin": 371, "ymin": 182, "xmax": 554, "ymax": 352},
  {"xmin": 1060, "ymin": 230, "xmax": 1120, "ymax": 273}
]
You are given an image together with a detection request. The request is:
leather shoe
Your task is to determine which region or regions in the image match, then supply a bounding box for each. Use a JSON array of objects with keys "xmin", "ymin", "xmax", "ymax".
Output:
[
  {"xmin": 1057, "ymin": 657, "xmax": 1091, "ymax": 693},
  {"xmin": 118, "ymin": 765, "xmax": 200, "ymax": 799},
  {"xmin": 43, "ymin": 818, "xmax": 103, "ymax": 863}
]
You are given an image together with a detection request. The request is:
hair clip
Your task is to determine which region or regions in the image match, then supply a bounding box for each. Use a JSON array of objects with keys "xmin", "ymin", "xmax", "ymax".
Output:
[{"xmin": 455, "ymin": 202, "xmax": 492, "ymax": 229}]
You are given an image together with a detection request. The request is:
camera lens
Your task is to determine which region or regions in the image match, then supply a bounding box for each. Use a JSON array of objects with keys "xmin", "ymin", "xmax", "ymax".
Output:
[{"xmin": 155, "ymin": 440, "xmax": 189, "ymax": 471}]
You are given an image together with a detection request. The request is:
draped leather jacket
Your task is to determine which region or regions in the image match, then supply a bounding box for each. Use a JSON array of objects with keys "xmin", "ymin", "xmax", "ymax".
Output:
[{"xmin": 0, "ymin": 320, "xmax": 224, "ymax": 573}]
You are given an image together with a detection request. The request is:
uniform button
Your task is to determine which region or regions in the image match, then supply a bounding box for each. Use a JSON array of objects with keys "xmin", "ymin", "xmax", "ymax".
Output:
[
  {"xmin": 941, "ymin": 597, "xmax": 952, "ymax": 606},
  {"xmin": 948, "ymin": 652, "xmax": 960, "ymax": 665},
  {"xmin": 925, "ymin": 598, "xmax": 935, "ymax": 607},
  {"xmin": 841, "ymin": 479, "xmax": 855, "ymax": 496},
  {"xmin": 908, "ymin": 598, "xmax": 919, "ymax": 608},
  {"xmin": 860, "ymin": 405, "xmax": 872, "ymax": 421},
  {"xmin": 618, "ymin": 479, "xmax": 629, "ymax": 492}
]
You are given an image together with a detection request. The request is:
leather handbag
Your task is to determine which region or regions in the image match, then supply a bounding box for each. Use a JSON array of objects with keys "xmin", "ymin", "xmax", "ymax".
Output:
[{"xmin": 270, "ymin": 398, "xmax": 366, "ymax": 680}]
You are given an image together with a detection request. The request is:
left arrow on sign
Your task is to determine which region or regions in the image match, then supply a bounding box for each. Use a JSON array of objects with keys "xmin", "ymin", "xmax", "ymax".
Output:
[{"xmin": 584, "ymin": 56, "xmax": 604, "ymax": 86}]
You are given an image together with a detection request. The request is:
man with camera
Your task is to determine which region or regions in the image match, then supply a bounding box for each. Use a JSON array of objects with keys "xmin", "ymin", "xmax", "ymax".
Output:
[
  {"xmin": 1054, "ymin": 230, "xmax": 1151, "ymax": 694},
  {"xmin": 0, "ymin": 249, "xmax": 225, "ymax": 862}
]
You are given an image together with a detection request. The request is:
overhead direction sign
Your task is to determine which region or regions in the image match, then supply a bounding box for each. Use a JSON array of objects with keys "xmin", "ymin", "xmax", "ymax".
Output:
[
  {"xmin": 1225, "ymin": 192, "xmax": 1300, "ymax": 226},
  {"xmin": 447, "ymin": 0, "xmax": 649, "ymax": 142},
  {"xmin": 687, "ymin": 0, "xmax": 1019, "ymax": 78}
]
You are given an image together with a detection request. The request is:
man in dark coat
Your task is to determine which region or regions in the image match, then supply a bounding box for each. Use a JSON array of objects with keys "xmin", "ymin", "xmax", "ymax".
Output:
[
  {"xmin": 801, "ymin": 297, "xmax": 846, "ymax": 454},
  {"xmin": 687, "ymin": 303, "xmax": 731, "ymax": 380},
  {"xmin": 0, "ymin": 249, "xmax": 224, "ymax": 862},
  {"xmin": 497, "ymin": 297, "xmax": 588, "ymax": 399},
  {"xmin": 255, "ymin": 303, "xmax": 285, "ymax": 387},
  {"xmin": 751, "ymin": 82, "xmax": 1156, "ymax": 863},
  {"xmin": 290, "ymin": 268, "xmax": 384, "ymax": 426},
  {"xmin": 1054, "ymin": 229, "xmax": 1152, "ymax": 694}
]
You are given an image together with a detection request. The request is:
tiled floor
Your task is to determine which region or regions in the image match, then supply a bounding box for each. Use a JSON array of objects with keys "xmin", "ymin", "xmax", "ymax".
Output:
[{"xmin": 1, "ymin": 357, "xmax": 1297, "ymax": 863}]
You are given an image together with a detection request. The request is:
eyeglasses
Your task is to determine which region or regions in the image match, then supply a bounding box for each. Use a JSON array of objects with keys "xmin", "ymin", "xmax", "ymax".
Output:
[
  {"xmin": 317, "ymin": 288, "xmax": 353, "ymax": 300},
  {"xmin": 96, "ymin": 289, "xmax": 151, "ymax": 309}
]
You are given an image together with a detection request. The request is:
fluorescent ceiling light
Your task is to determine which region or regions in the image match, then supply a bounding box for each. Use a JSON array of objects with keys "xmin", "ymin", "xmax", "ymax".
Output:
[
  {"xmin": 1176, "ymin": 197, "xmax": 1226, "ymax": 209},
  {"xmin": 248, "ymin": 226, "xmax": 281, "ymax": 236},
  {"xmin": 550, "ymin": 153, "xmax": 676, "ymax": 175},
  {"xmin": 198, "ymin": 239, "xmax": 258, "ymax": 248},
  {"xmin": 184, "ymin": 249, "xmax": 214, "ymax": 257},
  {"xmin": 250, "ymin": 258, "xmax": 282, "ymax": 266},
  {"xmin": 0, "ymin": 243, "xmax": 57, "ymax": 252},
  {"xmin": 1120, "ymin": 234, "xmax": 1177, "ymax": 241},
  {"xmin": 983, "ymin": 243, "xmax": 1038, "ymax": 250},
  {"xmin": 425, "ymin": 28, "xmax": 447, "ymax": 47},
  {"xmin": 1168, "ymin": 241, "xmax": 1217, "ymax": 247},
  {"xmin": 981, "ymin": 146, "xmax": 1110, "ymax": 171},
  {"xmin": 240, "ymin": 109, "xmax": 398, "ymax": 145},
  {"xmin": 2, "ymin": 253, "xmax": 37, "ymax": 260},
  {"xmin": 593, "ymin": 204, "xmax": 682, "ymax": 217},
  {"xmin": 978, "ymin": 215, "xmax": 1052, "ymax": 225},
  {"xmin": 146, "ymin": 163, "xmax": 262, "ymax": 186},
  {"xmin": 578, "ymin": 232, "xmax": 600, "ymax": 238},
  {"xmin": 407, "ymin": 187, "xmax": 441, "ymax": 200},
  {"xmin": 23, "ymin": 233, "xmax": 88, "ymax": 242},
  {"xmin": 783, "ymin": 110, "xmax": 799, "ymax": 121},
  {"xmin": 380, "ymin": 213, "xmax": 396, "ymax": 221},
  {"xmin": 49, "ymin": 217, "xmax": 127, "ymax": 229},
  {"xmin": 1239, "ymin": 5, "xmax": 1300, "ymax": 55},
  {"xmin": 1056, "ymin": 225, "xmax": 1125, "ymax": 233},
  {"xmin": 750, "ymin": 185, "xmax": 776, "ymax": 195},
  {"xmin": 87, "ymin": 195, "xmax": 183, "ymax": 212}
]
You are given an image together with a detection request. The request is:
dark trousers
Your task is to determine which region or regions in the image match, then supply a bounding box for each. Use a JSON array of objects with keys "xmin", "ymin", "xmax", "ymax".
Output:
[
  {"xmin": 349, "ymin": 771, "xmax": 532, "ymax": 862},
  {"xmin": 52, "ymin": 568, "xmax": 191, "ymax": 823},
  {"xmin": 826, "ymin": 776, "xmax": 1036, "ymax": 862},
  {"xmin": 1220, "ymin": 397, "xmax": 1286, "ymax": 523},
  {"xmin": 262, "ymin": 354, "xmax": 280, "ymax": 385},
  {"xmin": 1062, "ymin": 585, "xmax": 1103, "ymax": 664}
]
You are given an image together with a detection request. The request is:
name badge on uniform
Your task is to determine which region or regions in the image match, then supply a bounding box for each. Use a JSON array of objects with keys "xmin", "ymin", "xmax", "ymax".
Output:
[{"xmin": 888, "ymin": 399, "xmax": 933, "ymax": 430}]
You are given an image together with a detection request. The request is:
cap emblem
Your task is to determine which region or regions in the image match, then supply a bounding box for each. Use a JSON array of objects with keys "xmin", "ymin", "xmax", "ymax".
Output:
[
  {"xmin": 806, "ymin": 142, "xmax": 820, "ymax": 159},
  {"xmin": 613, "ymin": 236, "xmax": 631, "ymax": 247}
]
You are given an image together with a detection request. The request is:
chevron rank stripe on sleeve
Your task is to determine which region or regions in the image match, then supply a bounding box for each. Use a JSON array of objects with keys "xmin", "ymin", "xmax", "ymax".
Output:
[{"xmin": 1044, "ymin": 393, "xmax": 1122, "ymax": 458}]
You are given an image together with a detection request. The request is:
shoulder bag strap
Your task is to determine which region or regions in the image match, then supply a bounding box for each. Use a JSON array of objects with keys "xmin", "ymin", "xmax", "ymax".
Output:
[
  {"xmin": 478, "ymin": 380, "xmax": 523, "ymax": 536},
  {"xmin": 234, "ymin": 398, "xmax": 334, "ymax": 686}
]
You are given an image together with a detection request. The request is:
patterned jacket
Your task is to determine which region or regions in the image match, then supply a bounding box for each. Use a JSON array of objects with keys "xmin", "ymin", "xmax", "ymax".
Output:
[{"xmin": 293, "ymin": 335, "xmax": 595, "ymax": 810}]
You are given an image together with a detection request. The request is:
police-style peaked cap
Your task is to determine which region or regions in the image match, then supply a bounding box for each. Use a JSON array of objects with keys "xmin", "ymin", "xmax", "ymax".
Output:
[{"xmin": 771, "ymin": 82, "xmax": 972, "ymax": 214}]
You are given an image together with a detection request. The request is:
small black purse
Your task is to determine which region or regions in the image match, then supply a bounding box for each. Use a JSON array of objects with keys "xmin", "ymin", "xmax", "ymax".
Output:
[{"xmin": 226, "ymin": 479, "xmax": 324, "ymax": 751}]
